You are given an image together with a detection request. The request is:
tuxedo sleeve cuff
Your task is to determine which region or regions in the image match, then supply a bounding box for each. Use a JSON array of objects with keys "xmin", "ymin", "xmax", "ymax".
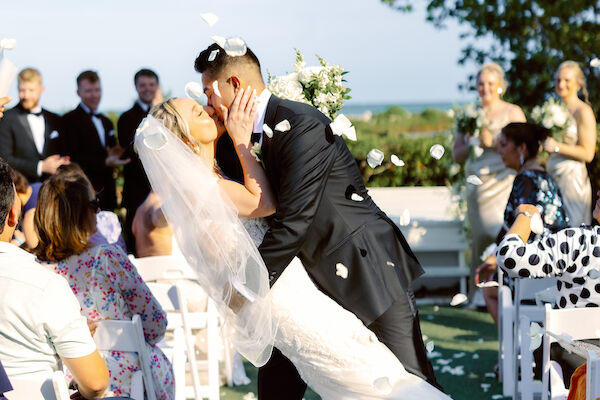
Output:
[{"xmin": 36, "ymin": 161, "xmax": 42, "ymax": 176}]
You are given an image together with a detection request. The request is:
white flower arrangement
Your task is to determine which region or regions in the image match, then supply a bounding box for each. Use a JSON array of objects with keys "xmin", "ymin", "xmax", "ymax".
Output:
[
  {"xmin": 453, "ymin": 103, "xmax": 488, "ymax": 160},
  {"xmin": 530, "ymin": 98, "xmax": 573, "ymax": 142},
  {"xmin": 268, "ymin": 49, "xmax": 351, "ymax": 120}
]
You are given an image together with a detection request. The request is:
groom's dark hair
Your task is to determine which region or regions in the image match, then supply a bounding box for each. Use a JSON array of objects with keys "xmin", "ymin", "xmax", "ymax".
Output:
[{"xmin": 194, "ymin": 42, "xmax": 262, "ymax": 79}]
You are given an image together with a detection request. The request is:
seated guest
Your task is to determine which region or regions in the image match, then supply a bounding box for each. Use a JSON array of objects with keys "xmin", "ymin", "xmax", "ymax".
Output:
[
  {"xmin": 10, "ymin": 169, "xmax": 40, "ymax": 250},
  {"xmin": 119, "ymin": 69, "xmax": 160, "ymax": 254},
  {"xmin": 497, "ymin": 198, "xmax": 600, "ymax": 387},
  {"xmin": 34, "ymin": 173, "xmax": 174, "ymax": 399},
  {"xmin": 0, "ymin": 68, "xmax": 69, "ymax": 182},
  {"xmin": 475, "ymin": 122, "xmax": 570, "ymax": 324},
  {"xmin": 62, "ymin": 70, "xmax": 129, "ymax": 210},
  {"xmin": 0, "ymin": 159, "xmax": 108, "ymax": 399},
  {"xmin": 132, "ymin": 191, "xmax": 172, "ymax": 258}
]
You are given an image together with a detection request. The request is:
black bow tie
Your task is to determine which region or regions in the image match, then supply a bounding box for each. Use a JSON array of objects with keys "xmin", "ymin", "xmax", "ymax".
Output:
[
  {"xmin": 88, "ymin": 111, "xmax": 100, "ymax": 118},
  {"xmin": 251, "ymin": 132, "xmax": 261, "ymax": 144},
  {"xmin": 28, "ymin": 110, "xmax": 43, "ymax": 117}
]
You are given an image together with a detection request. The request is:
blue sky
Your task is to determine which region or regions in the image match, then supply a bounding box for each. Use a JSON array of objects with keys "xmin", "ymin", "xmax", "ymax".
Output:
[{"xmin": 0, "ymin": 0, "xmax": 478, "ymax": 112}]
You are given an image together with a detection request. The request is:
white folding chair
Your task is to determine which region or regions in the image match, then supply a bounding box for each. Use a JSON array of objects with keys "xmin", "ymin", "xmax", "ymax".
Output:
[
  {"xmin": 94, "ymin": 315, "xmax": 155, "ymax": 400},
  {"xmin": 5, "ymin": 372, "xmax": 63, "ymax": 400},
  {"xmin": 587, "ymin": 350, "xmax": 600, "ymax": 400},
  {"xmin": 145, "ymin": 281, "xmax": 220, "ymax": 400},
  {"xmin": 542, "ymin": 304, "xmax": 600, "ymax": 400}
]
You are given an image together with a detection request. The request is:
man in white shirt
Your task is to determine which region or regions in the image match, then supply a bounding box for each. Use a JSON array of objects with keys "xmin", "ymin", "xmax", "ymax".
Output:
[
  {"xmin": 0, "ymin": 69, "xmax": 69, "ymax": 182},
  {"xmin": 0, "ymin": 159, "xmax": 108, "ymax": 398}
]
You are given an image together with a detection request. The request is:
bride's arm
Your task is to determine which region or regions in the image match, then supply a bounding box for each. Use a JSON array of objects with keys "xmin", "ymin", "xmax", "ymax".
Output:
[{"xmin": 218, "ymin": 87, "xmax": 276, "ymax": 218}]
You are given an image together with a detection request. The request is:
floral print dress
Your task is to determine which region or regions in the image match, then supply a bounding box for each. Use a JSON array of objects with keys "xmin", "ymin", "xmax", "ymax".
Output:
[{"xmin": 43, "ymin": 244, "xmax": 174, "ymax": 400}]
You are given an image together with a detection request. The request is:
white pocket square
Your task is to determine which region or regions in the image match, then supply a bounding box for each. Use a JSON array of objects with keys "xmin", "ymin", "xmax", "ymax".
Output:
[
  {"xmin": 109, "ymin": 129, "xmax": 115, "ymax": 137},
  {"xmin": 49, "ymin": 130, "xmax": 59, "ymax": 139}
]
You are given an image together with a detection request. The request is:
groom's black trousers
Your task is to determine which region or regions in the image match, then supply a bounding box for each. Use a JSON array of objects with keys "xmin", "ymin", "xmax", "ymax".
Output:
[{"xmin": 257, "ymin": 287, "xmax": 443, "ymax": 399}]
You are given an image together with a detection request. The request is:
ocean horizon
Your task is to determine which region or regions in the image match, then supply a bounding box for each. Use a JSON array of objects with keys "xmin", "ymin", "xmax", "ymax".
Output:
[{"xmin": 341, "ymin": 101, "xmax": 466, "ymax": 117}]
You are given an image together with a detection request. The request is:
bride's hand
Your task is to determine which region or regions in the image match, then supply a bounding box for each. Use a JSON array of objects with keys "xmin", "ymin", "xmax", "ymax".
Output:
[{"xmin": 221, "ymin": 86, "xmax": 258, "ymax": 146}]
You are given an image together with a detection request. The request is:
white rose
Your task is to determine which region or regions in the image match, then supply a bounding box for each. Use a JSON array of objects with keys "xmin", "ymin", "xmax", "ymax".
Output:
[
  {"xmin": 298, "ymin": 66, "xmax": 323, "ymax": 84},
  {"xmin": 315, "ymin": 93, "xmax": 328, "ymax": 106},
  {"xmin": 552, "ymin": 110, "xmax": 567, "ymax": 127},
  {"xmin": 542, "ymin": 115, "xmax": 554, "ymax": 129}
]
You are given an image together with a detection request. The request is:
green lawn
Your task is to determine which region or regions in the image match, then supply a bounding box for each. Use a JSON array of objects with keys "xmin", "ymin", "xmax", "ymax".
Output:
[{"xmin": 218, "ymin": 305, "xmax": 507, "ymax": 400}]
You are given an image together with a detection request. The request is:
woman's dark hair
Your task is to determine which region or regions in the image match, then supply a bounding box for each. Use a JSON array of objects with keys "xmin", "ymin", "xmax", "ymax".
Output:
[
  {"xmin": 10, "ymin": 169, "xmax": 29, "ymax": 194},
  {"xmin": 34, "ymin": 173, "xmax": 96, "ymax": 263},
  {"xmin": 501, "ymin": 122, "xmax": 550, "ymax": 160}
]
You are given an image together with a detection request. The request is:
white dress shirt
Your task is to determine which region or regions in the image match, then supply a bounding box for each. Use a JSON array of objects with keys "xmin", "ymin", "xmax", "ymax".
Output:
[
  {"xmin": 80, "ymin": 102, "xmax": 106, "ymax": 147},
  {"xmin": 252, "ymin": 89, "xmax": 272, "ymax": 146},
  {"xmin": 26, "ymin": 105, "xmax": 45, "ymax": 155},
  {"xmin": 0, "ymin": 241, "xmax": 96, "ymax": 377},
  {"xmin": 137, "ymin": 99, "xmax": 150, "ymax": 113}
]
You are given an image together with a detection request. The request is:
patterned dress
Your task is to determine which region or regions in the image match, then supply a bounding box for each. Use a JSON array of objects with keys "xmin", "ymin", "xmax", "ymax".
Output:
[{"xmin": 41, "ymin": 244, "xmax": 174, "ymax": 399}]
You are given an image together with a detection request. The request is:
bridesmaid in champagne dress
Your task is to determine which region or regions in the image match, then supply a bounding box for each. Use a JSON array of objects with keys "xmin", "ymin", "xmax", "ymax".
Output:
[
  {"xmin": 543, "ymin": 61, "xmax": 597, "ymax": 226},
  {"xmin": 452, "ymin": 63, "xmax": 526, "ymax": 298}
]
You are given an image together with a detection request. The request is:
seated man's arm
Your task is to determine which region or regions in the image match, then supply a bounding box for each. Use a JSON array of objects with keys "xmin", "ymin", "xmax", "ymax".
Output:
[{"xmin": 60, "ymin": 352, "xmax": 108, "ymax": 399}]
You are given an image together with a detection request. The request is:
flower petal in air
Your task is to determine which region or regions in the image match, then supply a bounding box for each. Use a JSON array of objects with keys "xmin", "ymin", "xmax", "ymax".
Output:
[
  {"xmin": 210, "ymin": 35, "xmax": 226, "ymax": 48},
  {"xmin": 274, "ymin": 119, "xmax": 291, "ymax": 132},
  {"xmin": 466, "ymin": 175, "xmax": 483, "ymax": 185},
  {"xmin": 263, "ymin": 124, "xmax": 273, "ymax": 138},
  {"xmin": 184, "ymin": 81, "xmax": 204, "ymax": 102},
  {"xmin": 530, "ymin": 212, "xmax": 544, "ymax": 235},
  {"xmin": 350, "ymin": 193, "xmax": 364, "ymax": 202},
  {"xmin": 591, "ymin": 58, "xmax": 600, "ymax": 68},
  {"xmin": 212, "ymin": 80, "xmax": 221, "ymax": 98},
  {"xmin": 335, "ymin": 263, "xmax": 348, "ymax": 279},
  {"xmin": 477, "ymin": 281, "xmax": 499, "ymax": 288},
  {"xmin": 200, "ymin": 13, "xmax": 219, "ymax": 27},
  {"xmin": 426, "ymin": 341, "xmax": 435, "ymax": 353},
  {"xmin": 391, "ymin": 154, "xmax": 405, "ymax": 167},
  {"xmin": 208, "ymin": 49, "xmax": 219, "ymax": 62},
  {"xmin": 367, "ymin": 149, "xmax": 384, "ymax": 168},
  {"xmin": 0, "ymin": 38, "xmax": 16, "ymax": 50},
  {"xmin": 330, "ymin": 114, "xmax": 357, "ymax": 141},
  {"xmin": 224, "ymin": 37, "xmax": 247, "ymax": 57},
  {"xmin": 399, "ymin": 209, "xmax": 411, "ymax": 226},
  {"xmin": 450, "ymin": 293, "xmax": 467, "ymax": 306},
  {"xmin": 429, "ymin": 144, "xmax": 445, "ymax": 160}
]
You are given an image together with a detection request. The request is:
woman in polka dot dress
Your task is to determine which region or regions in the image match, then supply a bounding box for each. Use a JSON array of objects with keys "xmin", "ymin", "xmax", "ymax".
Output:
[{"xmin": 497, "ymin": 199, "xmax": 600, "ymax": 386}]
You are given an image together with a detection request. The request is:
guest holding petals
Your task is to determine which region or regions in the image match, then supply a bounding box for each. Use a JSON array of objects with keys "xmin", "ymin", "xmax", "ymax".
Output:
[
  {"xmin": 34, "ymin": 172, "xmax": 174, "ymax": 400},
  {"xmin": 543, "ymin": 61, "xmax": 597, "ymax": 226},
  {"xmin": 452, "ymin": 63, "xmax": 526, "ymax": 297}
]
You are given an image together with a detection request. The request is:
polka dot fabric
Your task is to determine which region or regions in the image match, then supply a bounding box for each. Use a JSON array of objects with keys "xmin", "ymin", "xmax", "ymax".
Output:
[{"xmin": 497, "ymin": 228, "xmax": 600, "ymax": 309}]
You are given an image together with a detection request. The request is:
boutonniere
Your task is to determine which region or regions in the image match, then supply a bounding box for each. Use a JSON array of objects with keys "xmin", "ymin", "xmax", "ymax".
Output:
[{"xmin": 250, "ymin": 142, "xmax": 264, "ymax": 167}]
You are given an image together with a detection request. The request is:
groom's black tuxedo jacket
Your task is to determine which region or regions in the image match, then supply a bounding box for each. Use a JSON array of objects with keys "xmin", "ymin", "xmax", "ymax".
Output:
[
  {"xmin": 0, "ymin": 103, "xmax": 66, "ymax": 182},
  {"xmin": 258, "ymin": 95, "xmax": 424, "ymax": 325}
]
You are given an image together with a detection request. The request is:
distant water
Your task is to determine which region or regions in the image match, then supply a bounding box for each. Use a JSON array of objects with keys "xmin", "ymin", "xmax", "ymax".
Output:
[{"xmin": 341, "ymin": 101, "xmax": 462, "ymax": 117}]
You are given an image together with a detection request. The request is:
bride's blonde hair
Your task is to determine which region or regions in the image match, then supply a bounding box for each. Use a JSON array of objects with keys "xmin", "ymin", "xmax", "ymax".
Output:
[
  {"xmin": 151, "ymin": 98, "xmax": 220, "ymax": 173},
  {"xmin": 556, "ymin": 60, "xmax": 590, "ymax": 105}
]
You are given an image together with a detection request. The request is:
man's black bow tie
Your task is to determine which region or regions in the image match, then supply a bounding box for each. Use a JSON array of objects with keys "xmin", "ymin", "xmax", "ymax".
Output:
[
  {"xmin": 88, "ymin": 111, "xmax": 100, "ymax": 118},
  {"xmin": 28, "ymin": 110, "xmax": 43, "ymax": 117},
  {"xmin": 251, "ymin": 132, "xmax": 261, "ymax": 144}
]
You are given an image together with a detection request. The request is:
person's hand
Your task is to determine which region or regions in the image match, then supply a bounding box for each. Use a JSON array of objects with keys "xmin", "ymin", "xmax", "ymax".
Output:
[
  {"xmin": 516, "ymin": 204, "xmax": 541, "ymax": 217},
  {"xmin": 10, "ymin": 229, "xmax": 26, "ymax": 248},
  {"xmin": 221, "ymin": 86, "xmax": 257, "ymax": 146},
  {"xmin": 0, "ymin": 96, "xmax": 10, "ymax": 118},
  {"xmin": 543, "ymin": 137, "xmax": 559, "ymax": 153},
  {"xmin": 475, "ymin": 256, "xmax": 497, "ymax": 285},
  {"xmin": 41, "ymin": 154, "xmax": 70, "ymax": 174},
  {"xmin": 87, "ymin": 319, "xmax": 98, "ymax": 336},
  {"xmin": 105, "ymin": 145, "xmax": 131, "ymax": 167}
]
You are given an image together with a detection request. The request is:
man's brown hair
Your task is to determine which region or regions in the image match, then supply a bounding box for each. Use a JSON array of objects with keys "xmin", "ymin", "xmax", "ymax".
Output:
[{"xmin": 76, "ymin": 70, "xmax": 100, "ymax": 88}]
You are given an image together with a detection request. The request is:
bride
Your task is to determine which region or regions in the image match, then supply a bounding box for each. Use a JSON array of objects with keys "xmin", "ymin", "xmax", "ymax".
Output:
[{"xmin": 135, "ymin": 88, "xmax": 450, "ymax": 400}]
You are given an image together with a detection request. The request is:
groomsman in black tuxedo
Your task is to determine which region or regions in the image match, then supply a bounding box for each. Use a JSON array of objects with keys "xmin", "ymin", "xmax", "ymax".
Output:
[
  {"xmin": 63, "ymin": 71, "xmax": 129, "ymax": 210},
  {"xmin": 195, "ymin": 44, "xmax": 441, "ymax": 399},
  {"xmin": 0, "ymin": 68, "xmax": 69, "ymax": 182},
  {"xmin": 118, "ymin": 68, "xmax": 159, "ymax": 254}
]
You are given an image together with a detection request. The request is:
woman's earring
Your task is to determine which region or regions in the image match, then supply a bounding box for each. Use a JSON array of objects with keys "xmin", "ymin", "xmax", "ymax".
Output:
[{"xmin": 519, "ymin": 152, "xmax": 524, "ymax": 166}]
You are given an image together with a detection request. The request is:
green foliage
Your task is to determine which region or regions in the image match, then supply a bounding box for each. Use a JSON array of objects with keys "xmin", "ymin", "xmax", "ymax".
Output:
[
  {"xmin": 381, "ymin": 0, "xmax": 600, "ymax": 116},
  {"xmin": 347, "ymin": 106, "xmax": 461, "ymax": 187}
]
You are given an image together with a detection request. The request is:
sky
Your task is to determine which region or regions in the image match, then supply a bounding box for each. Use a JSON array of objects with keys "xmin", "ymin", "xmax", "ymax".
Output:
[{"xmin": 0, "ymin": 0, "xmax": 479, "ymax": 113}]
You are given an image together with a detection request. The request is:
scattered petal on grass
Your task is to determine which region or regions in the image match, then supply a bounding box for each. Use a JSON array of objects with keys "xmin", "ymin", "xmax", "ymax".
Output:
[
  {"xmin": 426, "ymin": 315, "xmax": 434, "ymax": 320},
  {"xmin": 429, "ymin": 144, "xmax": 445, "ymax": 160},
  {"xmin": 477, "ymin": 281, "xmax": 499, "ymax": 288},
  {"xmin": 436, "ymin": 359, "xmax": 452, "ymax": 366},
  {"xmin": 275, "ymin": 119, "xmax": 291, "ymax": 132},
  {"xmin": 208, "ymin": 49, "xmax": 219, "ymax": 62},
  {"xmin": 367, "ymin": 149, "xmax": 385, "ymax": 168},
  {"xmin": 426, "ymin": 341, "xmax": 435, "ymax": 353},
  {"xmin": 335, "ymin": 263, "xmax": 348, "ymax": 279},
  {"xmin": 492, "ymin": 395, "xmax": 504, "ymax": 400},
  {"xmin": 212, "ymin": 80, "xmax": 221, "ymax": 97},
  {"xmin": 263, "ymin": 124, "xmax": 273, "ymax": 138},
  {"xmin": 243, "ymin": 393, "xmax": 257, "ymax": 400},
  {"xmin": 453, "ymin": 352, "xmax": 466, "ymax": 359},
  {"xmin": 391, "ymin": 154, "xmax": 405, "ymax": 167},
  {"xmin": 399, "ymin": 209, "xmax": 411, "ymax": 226},
  {"xmin": 472, "ymin": 353, "xmax": 480, "ymax": 359},
  {"xmin": 466, "ymin": 175, "xmax": 483, "ymax": 185},
  {"xmin": 200, "ymin": 12, "xmax": 219, "ymax": 27},
  {"xmin": 530, "ymin": 212, "xmax": 544, "ymax": 234},
  {"xmin": 422, "ymin": 335, "xmax": 428, "ymax": 341},
  {"xmin": 433, "ymin": 305, "xmax": 439, "ymax": 312},
  {"xmin": 484, "ymin": 372, "xmax": 496, "ymax": 379},
  {"xmin": 351, "ymin": 193, "xmax": 364, "ymax": 202},
  {"xmin": 477, "ymin": 338, "xmax": 484, "ymax": 343},
  {"xmin": 450, "ymin": 293, "xmax": 468, "ymax": 306},
  {"xmin": 428, "ymin": 351, "xmax": 442, "ymax": 359},
  {"xmin": 481, "ymin": 383, "xmax": 491, "ymax": 392},
  {"xmin": 441, "ymin": 365, "xmax": 465, "ymax": 376}
]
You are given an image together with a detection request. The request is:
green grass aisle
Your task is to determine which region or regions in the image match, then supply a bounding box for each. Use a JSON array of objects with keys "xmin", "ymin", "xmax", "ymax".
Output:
[{"xmin": 218, "ymin": 306, "xmax": 508, "ymax": 400}]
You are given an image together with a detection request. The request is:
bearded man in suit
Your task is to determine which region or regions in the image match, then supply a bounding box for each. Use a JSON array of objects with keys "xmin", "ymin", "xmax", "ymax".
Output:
[{"xmin": 0, "ymin": 68, "xmax": 69, "ymax": 182}]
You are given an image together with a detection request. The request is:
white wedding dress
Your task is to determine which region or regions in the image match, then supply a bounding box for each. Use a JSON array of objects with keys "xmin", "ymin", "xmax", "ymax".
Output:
[{"xmin": 242, "ymin": 218, "xmax": 450, "ymax": 400}]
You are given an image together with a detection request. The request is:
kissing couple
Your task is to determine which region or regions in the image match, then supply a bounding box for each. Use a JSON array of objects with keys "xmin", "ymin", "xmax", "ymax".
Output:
[{"xmin": 135, "ymin": 41, "xmax": 449, "ymax": 400}]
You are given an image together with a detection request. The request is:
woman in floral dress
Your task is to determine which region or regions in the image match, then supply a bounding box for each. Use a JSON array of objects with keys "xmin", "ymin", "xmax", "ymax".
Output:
[{"xmin": 34, "ymin": 171, "xmax": 174, "ymax": 400}]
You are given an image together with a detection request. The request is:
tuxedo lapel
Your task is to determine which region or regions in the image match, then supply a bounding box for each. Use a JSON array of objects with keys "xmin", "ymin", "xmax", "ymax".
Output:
[
  {"xmin": 15, "ymin": 111, "xmax": 39, "ymax": 155},
  {"xmin": 261, "ymin": 95, "xmax": 281, "ymax": 167}
]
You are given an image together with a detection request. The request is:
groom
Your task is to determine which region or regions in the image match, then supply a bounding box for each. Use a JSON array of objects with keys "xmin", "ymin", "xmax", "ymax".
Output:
[{"xmin": 195, "ymin": 43, "xmax": 441, "ymax": 398}]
